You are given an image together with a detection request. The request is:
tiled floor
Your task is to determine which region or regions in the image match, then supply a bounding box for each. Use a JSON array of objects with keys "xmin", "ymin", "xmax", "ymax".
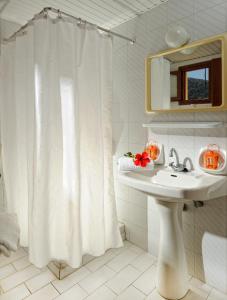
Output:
[{"xmin": 0, "ymin": 241, "xmax": 226, "ymax": 300}]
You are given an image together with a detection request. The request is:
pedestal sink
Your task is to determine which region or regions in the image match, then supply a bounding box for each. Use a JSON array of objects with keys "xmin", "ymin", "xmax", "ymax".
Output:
[{"xmin": 118, "ymin": 167, "xmax": 227, "ymax": 300}]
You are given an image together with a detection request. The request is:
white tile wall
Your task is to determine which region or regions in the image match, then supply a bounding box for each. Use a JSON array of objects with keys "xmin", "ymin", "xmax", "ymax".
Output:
[{"xmin": 112, "ymin": 0, "xmax": 227, "ymax": 294}]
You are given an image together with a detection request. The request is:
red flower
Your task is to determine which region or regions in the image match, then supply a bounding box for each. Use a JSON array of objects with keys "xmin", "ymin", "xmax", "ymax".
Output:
[{"xmin": 134, "ymin": 152, "xmax": 150, "ymax": 167}]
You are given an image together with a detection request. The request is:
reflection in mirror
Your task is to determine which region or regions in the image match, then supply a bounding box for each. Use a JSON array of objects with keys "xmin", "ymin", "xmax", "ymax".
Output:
[
  {"xmin": 186, "ymin": 68, "xmax": 209, "ymax": 100},
  {"xmin": 149, "ymin": 39, "xmax": 223, "ymax": 111}
]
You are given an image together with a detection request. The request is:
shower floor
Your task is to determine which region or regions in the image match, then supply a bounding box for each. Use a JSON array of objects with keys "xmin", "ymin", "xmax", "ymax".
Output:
[{"xmin": 0, "ymin": 241, "xmax": 225, "ymax": 300}]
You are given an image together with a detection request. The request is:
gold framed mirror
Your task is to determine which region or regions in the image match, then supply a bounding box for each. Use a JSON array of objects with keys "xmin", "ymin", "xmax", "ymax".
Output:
[{"xmin": 145, "ymin": 33, "xmax": 227, "ymax": 113}]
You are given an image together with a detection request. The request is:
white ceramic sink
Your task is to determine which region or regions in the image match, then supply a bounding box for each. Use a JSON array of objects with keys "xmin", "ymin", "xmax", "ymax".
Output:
[
  {"xmin": 118, "ymin": 167, "xmax": 227, "ymax": 300},
  {"xmin": 118, "ymin": 166, "xmax": 227, "ymax": 201}
]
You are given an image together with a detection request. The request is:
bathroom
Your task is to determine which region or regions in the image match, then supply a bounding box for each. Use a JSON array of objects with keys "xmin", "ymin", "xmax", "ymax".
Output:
[{"xmin": 0, "ymin": 0, "xmax": 227, "ymax": 299}]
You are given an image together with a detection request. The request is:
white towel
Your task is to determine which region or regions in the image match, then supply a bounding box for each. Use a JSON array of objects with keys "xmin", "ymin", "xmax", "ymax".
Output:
[
  {"xmin": 0, "ymin": 213, "xmax": 20, "ymax": 255},
  {"xmin": 118, "ymin": 157, "xmax": 154, "ymax": 172}
]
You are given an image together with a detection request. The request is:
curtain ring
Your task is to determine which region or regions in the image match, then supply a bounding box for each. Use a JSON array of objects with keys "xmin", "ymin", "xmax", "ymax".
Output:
[
  {"xmin": 43, "ymin": 8, "xmax": 49, "ymax": 18},
  {"xmin": 57, "ymin": 9, "xmax": 62, "ymax": 19},
  {"xmin": 77, "ymin": 18, "xmax": 82, "ymax": 25}
]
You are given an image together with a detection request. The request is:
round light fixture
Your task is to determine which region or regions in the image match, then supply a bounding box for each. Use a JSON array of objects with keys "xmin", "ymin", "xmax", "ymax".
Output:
[
  {"xmin": 165, "ymin": 25, "xmax": 190, "ymax": 48},
  {"xmin": 180, "ymin": 47, "xmax": 197, "ymax": 55}
]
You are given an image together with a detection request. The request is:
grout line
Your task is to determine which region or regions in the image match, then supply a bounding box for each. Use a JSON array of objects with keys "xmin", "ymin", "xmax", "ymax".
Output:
[
  {"xmin": 24, "ymin": 281, "xmax": 32, "ymax": 295},
  {"xmin": 50, "ymin": 281, "xmax": 61, "ymax": 296},
  {"xmin": 76, "ymin": 284, "xmax": 89, "ymax": 299},
  {"xmin": 0, "ymin": 263, "xmax": 17, "ymax": 281},
  {"xmin": 51, "ymin": 268, "xmax": 92, "ymax": 295},
  {"xmin": 11, "ymin": 262, "xmax": 18, "ymax": 272},
  {"xmin": 22, "ymin": 282, "xmax": 58, "ymax": 299},
  {"xmin": 0, "ymin": 265, "xmax": 44, "ymax": 295}
]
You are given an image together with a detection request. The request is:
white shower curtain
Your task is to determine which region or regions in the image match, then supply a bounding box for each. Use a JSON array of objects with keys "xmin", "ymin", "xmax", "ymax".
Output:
[
  {"xmin": 151, "ymin": 57, "xmax": 170, "ymax": 110},
  {"xmin": 0, "ymin": 16, "xmax": 122, "ymax": 268}
]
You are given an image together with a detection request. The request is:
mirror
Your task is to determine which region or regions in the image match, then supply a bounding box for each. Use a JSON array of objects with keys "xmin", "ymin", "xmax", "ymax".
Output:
[{"xmin": 145, "ymin": 34, "xmax": 227, "ymax": 112}]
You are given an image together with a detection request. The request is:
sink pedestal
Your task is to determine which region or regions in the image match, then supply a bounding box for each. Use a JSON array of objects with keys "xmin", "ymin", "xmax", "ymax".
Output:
[{"xmin": 155, "ymin": 199, "xmax": 188, "ymax": 300}]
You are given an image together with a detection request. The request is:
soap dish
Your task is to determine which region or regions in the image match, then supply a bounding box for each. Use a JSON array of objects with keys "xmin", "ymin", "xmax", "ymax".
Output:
[{"xmin": 198, "ymin": 144, "xmax": 227, "ymax": 175}]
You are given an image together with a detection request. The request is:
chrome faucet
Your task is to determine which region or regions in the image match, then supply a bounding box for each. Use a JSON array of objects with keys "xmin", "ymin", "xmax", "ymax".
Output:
[{"xmin": 169, "ymin": 147, "xmax": 187, "ymax": 172}]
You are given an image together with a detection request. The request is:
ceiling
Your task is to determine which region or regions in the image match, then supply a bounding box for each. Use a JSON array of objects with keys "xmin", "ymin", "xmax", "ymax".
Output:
[
  {"xmin": 0, "ymin": 0, "xmax": 167, "ymax": 29},
  {"xmin": 165, "ymin": 40, "xmax": 221, "ymax": 63}
]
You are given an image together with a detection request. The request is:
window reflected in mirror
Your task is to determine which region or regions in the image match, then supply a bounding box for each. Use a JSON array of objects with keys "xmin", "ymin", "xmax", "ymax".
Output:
[
  {"xmin": 166, "ymin": 40, "xmax": 222, "ymax": 108},
  {"xmin": 186, "ymin": 67, "xmax": 209, "ymax": 101}
]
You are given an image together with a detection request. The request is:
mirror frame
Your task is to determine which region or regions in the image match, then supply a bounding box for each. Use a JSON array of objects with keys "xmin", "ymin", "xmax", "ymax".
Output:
[{"xmin": 145, "ymin": 33, "xmax": 227, "ymax": 113}]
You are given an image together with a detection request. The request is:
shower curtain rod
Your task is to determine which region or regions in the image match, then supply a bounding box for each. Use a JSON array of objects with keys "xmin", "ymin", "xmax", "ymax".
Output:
[{"xmin": 5, "ymin": 6, "xmax": 136, "ymax": 44}]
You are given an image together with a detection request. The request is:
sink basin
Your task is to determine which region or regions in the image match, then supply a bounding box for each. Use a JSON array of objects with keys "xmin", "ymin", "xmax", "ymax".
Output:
[
  {"xmin": 118, "ymin": 167, "xmax": 227, "ymax": 300},
  {"xmin": 118, "ymin": 166, "xmax": 227, "ymax": 201}
]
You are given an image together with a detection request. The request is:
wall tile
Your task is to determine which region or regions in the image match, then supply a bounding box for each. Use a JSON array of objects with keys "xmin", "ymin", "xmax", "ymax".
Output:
[
  {"xmin": 194, "ymin": 3, "xmax": 227, "ymax": 39},
  {"xmin": 128, "ymin": 122, "xmax": 147, "ymax": 144},
  {"xmin": 117, "ymin": 199, "xmax": 147, "ymax": 229},
  {"xmin": 123, "ymin": 220, "xmax": 148, "ymax": 250}
]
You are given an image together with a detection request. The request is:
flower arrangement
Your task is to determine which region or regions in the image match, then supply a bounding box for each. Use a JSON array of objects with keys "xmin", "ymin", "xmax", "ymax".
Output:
[{"xmin": 124, "ymin": 151, "xmax": 151, "ymax": 168}]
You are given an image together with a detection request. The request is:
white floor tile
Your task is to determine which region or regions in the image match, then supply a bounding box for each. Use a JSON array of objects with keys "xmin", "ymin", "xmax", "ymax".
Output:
[
  {"xmin": 0, "ymin": 248, "xmax": 27, "ymax": 268},
  {"xmin": 129, "ymin": 245, "xmax": 145, "ymax": 255},
  {"xmin": 130, "ymin": 253, "xmax": 156, "ymax": 272},
  {"xmin": 189, "ymin": 277, "xmax": 212, "ymax": 298},
  {"xmin": 106, "ymin": 265, "xmax": 140, "ymax": 295},
  {"xmin": 26, "ymin": 269, "xmax": 56, "ymax": 293},
  {"xmin": 107, "ymin": 249, "xmax": 139, "ymax": 272},
  {"xmin": 85, "ymin": 285, "xmax": 116, "ymax": 300},
  {"xmin": 108, "ymin": 246, "xmax": 127, "ymax": 256},
  {"xmin": 133, "ymin": 265, "xmax": 156, "ymax": 295},
  {"xmin": 146, "ymin": 290, "xmax": 164, "ymax": 300},
  {"xmin": 183, "ymin": 290, "xmax": 206, "ymax": 300},
  {"xmin": 86, "ymin": 251, "xmax": 116, "ymax": 272},
  {"xmin": 55, "ymin": 284, "xmax": 87, "ymax": 300},
  {"xmin": 208, "ymin": 289, "xmax": 227, "ymax": 300},
  {"xmin": 1, "ymin": 265, "xmax": 41, "ymax": 292},
  {"xmin": 1, "ymin": 242, "xmax": 226, "ymax": 300},
  {"xmin": 0, "ymin": 264, "xmax": 16, "ymax": 280},
  {"xmin": 146, "ymin": 289, "xmax": 207, "ymax": 300},
  {"xmin": 13, "ymin": 256, "xmax": 31, "ymax": 271},
  {"xmin": 122, "ymin": 241, "xmax": 132, "ymax": 248},
  {"xmin": 117, "ymin": 285, "xmax": 145, "ymax": 300},
  {"xmin": 82, "ymin": 254, "xmax": 94, "ymax": 265},
  {"xmin": 52, "ymin": 267, "xmax": 90, "ymax": 293},
  {"xmin": 0, "ymin": 284, "xmax": 30, "ymax": 300},
  {"xmin": 24, "ymin": 284, "xmax": 59, "ymax": 300},
  {"xmin": 79, "ymin": 266, "xmax": 115, "ymax": 294}
]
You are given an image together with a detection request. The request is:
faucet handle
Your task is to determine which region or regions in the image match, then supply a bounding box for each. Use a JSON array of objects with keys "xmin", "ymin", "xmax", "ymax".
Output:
[
  {"xmin": 168, "ymin": 155, "xmax": 175, "ymax": 167},
  {"xmin": 183, "ymin": 157, "xmax": 193, "ymax": 172}
]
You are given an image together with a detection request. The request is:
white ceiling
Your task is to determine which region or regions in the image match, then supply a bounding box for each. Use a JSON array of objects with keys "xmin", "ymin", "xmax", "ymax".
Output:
[{"xmin": 0, "ymin": 0, "xmax": 167, "ymax": 29}]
